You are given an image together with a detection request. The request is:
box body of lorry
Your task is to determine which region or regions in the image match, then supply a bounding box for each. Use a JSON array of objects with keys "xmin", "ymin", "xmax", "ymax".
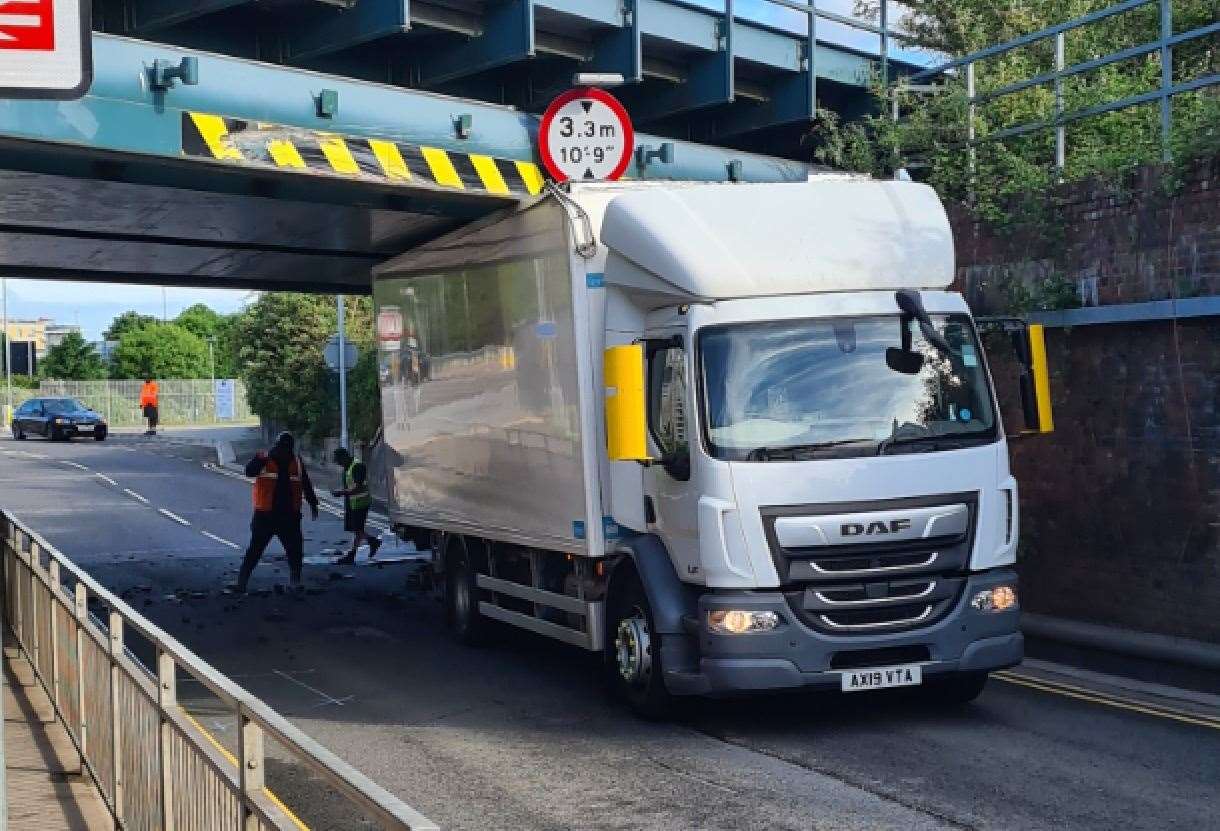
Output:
[
  {"xmin": 373, "ymin": 198, "xmax": 601, "ymax": 557},
  {"xmin": 372, "ymin": 178, "xmax": 1034, "ymax": 709}
]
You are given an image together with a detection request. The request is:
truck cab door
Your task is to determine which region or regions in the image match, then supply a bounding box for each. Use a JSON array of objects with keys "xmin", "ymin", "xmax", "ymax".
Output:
[{"xmin": 645, "ymin": 335, "xmax": 702, "ymax": 581}]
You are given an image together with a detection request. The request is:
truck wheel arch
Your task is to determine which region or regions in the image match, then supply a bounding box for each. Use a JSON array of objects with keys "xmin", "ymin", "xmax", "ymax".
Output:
[{"xmin": 610, "ymin": 535, "xmax": 699, "ymax": 636}]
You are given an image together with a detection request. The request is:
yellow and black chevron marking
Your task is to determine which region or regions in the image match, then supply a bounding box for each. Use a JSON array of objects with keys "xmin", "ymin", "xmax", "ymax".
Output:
[{"xmin": 182, "ymin": 112, "xmax": 545, "ymax": 198}]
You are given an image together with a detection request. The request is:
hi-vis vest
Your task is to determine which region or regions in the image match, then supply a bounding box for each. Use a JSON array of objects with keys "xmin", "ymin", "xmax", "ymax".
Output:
[
  {"xmin": 345, "ymin": 461, "xmax": 371, "ymax": 510},
  {"xmin": 253, "ymin": 456, "xmax": 303, "ymax": 513},
  {"xmin": 140, "ymin": 381, "xmax": 158, "ymax": 407}
]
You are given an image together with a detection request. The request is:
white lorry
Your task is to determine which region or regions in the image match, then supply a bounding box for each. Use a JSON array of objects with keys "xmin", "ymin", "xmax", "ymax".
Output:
[{"xmin": 371, "ymin": 177, "xmax": 1053, "ymax": 715}]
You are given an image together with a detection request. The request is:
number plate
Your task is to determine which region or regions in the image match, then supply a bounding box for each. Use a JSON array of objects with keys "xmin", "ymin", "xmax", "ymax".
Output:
[{"xmin": 840, "ymin": 664, "xmax": 922, "ymax": 692}]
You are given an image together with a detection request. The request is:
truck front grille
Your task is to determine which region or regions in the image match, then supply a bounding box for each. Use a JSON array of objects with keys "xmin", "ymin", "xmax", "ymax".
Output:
[{"xmin": 762, "ymin": 493, "xmax": 977, "ymax": 636}]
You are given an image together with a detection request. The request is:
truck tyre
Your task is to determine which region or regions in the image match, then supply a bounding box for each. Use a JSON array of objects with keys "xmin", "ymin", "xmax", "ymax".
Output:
[
  {"xmin": 924, "ymin": 671, "xmax": 988, "ymax": 706},
  {"xmin": 606, "ymin": 570, "xmax": 673, "ymax": 719},
  {"xmin": 444, "ymin": 537, "xmax": 489, "ymax": 646}
]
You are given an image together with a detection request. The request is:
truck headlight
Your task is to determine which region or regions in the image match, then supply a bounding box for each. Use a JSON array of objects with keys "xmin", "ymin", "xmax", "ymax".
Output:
[
  {"xmin": 971, "ymin": 585, "xmax": 1017, "ymax": 613},
  {"xmin": 707, "ymin": 610, "xmax": 780, "ymax": 634}
]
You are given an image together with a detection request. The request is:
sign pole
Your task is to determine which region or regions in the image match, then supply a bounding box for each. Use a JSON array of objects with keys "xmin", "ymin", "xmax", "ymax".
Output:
[
  {"xmin": 2, "ymin": 277, "xmax": 11, "ymax": 420},
  {"xmin": 337, "ymin": 295, "xmax": 348, "ymax": 452},
  {"xmin": 208, "ymin": 338, "xmax": 216, "ymax": 422}
]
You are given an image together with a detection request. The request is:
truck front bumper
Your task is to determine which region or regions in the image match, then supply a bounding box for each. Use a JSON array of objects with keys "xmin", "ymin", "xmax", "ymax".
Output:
[{"xmin": 664, "ymin": 570, "xmax": 1022, "ymax": 695}]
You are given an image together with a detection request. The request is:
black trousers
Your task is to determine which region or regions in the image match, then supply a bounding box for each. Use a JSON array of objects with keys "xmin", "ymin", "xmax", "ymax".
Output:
[{"xmin": 238, "ymin": 512, "xmax": 304, "ymax": 588}]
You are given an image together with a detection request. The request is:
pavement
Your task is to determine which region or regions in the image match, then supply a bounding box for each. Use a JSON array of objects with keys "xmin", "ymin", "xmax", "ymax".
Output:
[{"xmin": 1, "ymin": 432, "xmax": 1218, "ymax": 830}]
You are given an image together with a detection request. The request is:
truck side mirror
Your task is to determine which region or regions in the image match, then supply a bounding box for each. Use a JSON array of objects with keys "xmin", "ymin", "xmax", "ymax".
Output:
[
  {"xmin": 604, "ymin": 344, "xmax": 651, "ymax": 462},
  {"xmin": 977, "ymin": 317, "xmax": 1055, "ymax": 436},
  {"xmin": 885, "ymin": 347, "xmax": 924, "ymax": 375}
]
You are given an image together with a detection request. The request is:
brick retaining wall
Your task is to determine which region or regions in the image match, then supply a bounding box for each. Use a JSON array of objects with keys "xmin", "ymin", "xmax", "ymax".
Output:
[{"xmin": 951, "ymin": 158, "xmax": 1220, "ymax": 643}]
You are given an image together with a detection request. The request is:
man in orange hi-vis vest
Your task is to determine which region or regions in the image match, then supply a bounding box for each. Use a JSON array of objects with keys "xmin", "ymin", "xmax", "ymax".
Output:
[
  {"xmin": 234, "ymin": 431, "xmax": 319, "ymax": 593},
  {"xmin": 139, "ymin": 377, "xmax": 159, "ymax": 435}
]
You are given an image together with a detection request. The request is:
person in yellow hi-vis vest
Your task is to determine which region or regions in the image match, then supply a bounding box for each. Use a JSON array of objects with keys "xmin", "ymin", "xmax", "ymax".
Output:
[
  {"xmin": 331, "ymin": 447, "xmax": 381, "ymax": 564},
  {"xmin": 139, "ymin": 377, "xmax": 159, "ymax": 435}
]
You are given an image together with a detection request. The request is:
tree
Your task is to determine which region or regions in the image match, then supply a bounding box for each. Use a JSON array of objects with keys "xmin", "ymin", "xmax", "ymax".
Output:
[
  {"xmin": 819, "ymin": 1, "xmax": 1219, "ymax": 221},
  {"xmin": 175, "ymin": 304, "xmax": 223, "ymax": 339},
  {"xmin": 176, "ymin": 304, "xmax": 240, "ymax": 377},
  {"xmin": 236, "ymin": 294, "xmax": 334, "ymax": 439},
  {"xmin": 104, "ymin": 311, "xmax": 158, "ymax": 341},
  {"xmin": 42, "ymin": 332, "xmax": 107, "ymax": 380},
  {"xmin": 111, "ymin": 323, "xmax": 210, "ymax": 379},
  {"xmin": 236, "ymin": 293, "xmax": 381, "ymax": 446}
]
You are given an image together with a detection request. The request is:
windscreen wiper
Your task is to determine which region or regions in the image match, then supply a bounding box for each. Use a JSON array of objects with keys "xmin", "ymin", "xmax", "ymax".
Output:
[
  {"xmin": 748, "ymin": 439, "xmax": 877, "ymax": 461},
  {"xmin": 876, "ymin": 435, "xmax": 976, "ymax": 456}
]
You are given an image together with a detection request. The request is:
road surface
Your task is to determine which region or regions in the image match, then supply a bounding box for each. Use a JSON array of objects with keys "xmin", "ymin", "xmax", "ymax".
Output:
[{"xmin": 0, "ymin": 434, "xmax": 1217, "ymax": 830}]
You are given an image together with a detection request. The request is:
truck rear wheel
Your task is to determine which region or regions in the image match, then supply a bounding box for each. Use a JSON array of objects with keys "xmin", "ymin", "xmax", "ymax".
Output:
[
  {"xmin": 606, "ymin": 571, "xmax": 673, "ymax": 719},
  {"xmin": 444, "ymin": 537, "xmax": 489, "ymax": 646}
]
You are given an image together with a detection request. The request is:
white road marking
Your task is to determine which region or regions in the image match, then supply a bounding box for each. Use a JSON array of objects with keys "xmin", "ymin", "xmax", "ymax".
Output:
[
  {"xmin": 94, "ymin": 473, "xmax": 118, "ymax": 486},
  {"xmin": 272, "ymin": 669, "xmax": 350, "ymax": 707},
  {"xmin": 201, "ymin": 530, "xmax": 240, "ymax": 550},
  {"xmin": 62, "ymin": 461, "xmax": 90, "ymax": 471},
  {"xmin": 158, "ymin": 508, "xmax": 191, "ymax": 526},
  {"xmin": 124, "ymin": 489, "xmax": 149, "ymax": 504}
]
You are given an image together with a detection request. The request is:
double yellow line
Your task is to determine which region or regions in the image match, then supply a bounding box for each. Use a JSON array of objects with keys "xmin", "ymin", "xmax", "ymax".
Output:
[{"xmin": 994, "ymin": 670, "xmax": 1220, "ymax": 731}]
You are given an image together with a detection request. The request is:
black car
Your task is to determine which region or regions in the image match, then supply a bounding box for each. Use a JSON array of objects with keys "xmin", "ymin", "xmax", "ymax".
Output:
[{"xmin": 11, "ymin": 398, "xmax": 108, "ymax": 442}]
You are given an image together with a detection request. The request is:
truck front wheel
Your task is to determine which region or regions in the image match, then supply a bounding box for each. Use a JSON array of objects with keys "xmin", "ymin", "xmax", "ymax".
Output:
[
  {"xmin": 606, "ymin": 571, "xmax": 673, "ymax": 719},
  {"xmin": 445, "ymin": 538, "xmax": 489, "ymax": 646}
]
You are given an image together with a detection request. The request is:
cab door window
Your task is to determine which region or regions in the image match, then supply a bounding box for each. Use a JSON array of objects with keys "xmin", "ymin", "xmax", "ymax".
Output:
[{"xmin": 648, "ymin": 344, "xmax": 691, "ymax": 480}]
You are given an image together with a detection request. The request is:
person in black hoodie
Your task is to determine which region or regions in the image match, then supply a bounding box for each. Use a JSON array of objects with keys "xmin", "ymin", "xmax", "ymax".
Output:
[{"xmin": 235, "ymin": 431, "xmax": 319, "ymax": 593}]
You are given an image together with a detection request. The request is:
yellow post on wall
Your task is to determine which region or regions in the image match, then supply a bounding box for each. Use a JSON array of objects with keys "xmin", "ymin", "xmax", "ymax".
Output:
[
  {"xmin": 1028, "ymin": 324, "xmax": 1055, "ymax": 433},
  {"xmin": 604, "ymin": 344, "xmax": 650, "ymax": 461}
]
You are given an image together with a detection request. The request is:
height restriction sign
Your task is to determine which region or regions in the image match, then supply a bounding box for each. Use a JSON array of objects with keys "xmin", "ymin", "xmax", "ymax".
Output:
[
  {"xmin": 538, "ymin": 87, "xmax": 634, "ymax": 183},
  {"xmin": 0, "ymin": 0, "xmax": 91, "ymax": 99}
]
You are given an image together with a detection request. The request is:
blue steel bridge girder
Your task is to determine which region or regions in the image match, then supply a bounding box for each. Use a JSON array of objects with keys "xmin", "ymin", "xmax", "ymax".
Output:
[
  {"xmin": 105, "ymin": 0, "xmax": 904, "ymax": 138},
  {"xmin": 283, "ymin": 1, "xmax": 412, "ymax": 62},
  {"xmin": 619, "ymin": 0, "xmax": 734, "ymax": 122},
  {"xmin": 0, "ymin": 33, "xmax": 812, "ymax": 293},
  {"xmin": 418, "ymin": 0, "xmax": 537, "ymax": 86},
  {"xmin": 0, "ymin": 33, "xmax": 812, "ymax": 189},
  {"xmin": 128, "ymin": 0, "xmax": 249, "ymax": 33}
]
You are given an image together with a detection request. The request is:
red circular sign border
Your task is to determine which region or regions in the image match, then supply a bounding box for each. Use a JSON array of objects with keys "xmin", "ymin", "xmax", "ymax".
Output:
[{"xmin": 538, "ymin": 86, "xmax": 635, "ymax": 184}]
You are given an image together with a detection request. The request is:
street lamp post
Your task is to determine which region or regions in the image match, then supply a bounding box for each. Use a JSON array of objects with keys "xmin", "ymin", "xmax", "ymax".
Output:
[
  {"xmin": 337, "ymin": 295, "xmax": 349, "ymax": 452},
  {"xmin": 208, "ymin": 337, "xmax": 216, "ymax": 423}
]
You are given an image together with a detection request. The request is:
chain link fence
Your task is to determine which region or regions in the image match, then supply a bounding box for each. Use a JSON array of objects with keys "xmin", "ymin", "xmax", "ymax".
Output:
[{"xmin": 28, "ymin": 379, "xmax": 256, "ymax": 427}]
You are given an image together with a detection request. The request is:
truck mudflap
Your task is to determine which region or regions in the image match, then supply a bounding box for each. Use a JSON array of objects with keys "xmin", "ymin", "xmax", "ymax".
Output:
[{"xmin": 663, "ymin": 570, "xmax": 1022, "ymax": 696}]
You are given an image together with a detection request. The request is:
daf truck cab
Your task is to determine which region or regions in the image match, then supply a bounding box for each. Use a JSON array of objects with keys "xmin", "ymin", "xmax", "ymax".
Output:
[{"xmin": 373, "ymin": 176, "xmax": 1053, "ymax": 716}]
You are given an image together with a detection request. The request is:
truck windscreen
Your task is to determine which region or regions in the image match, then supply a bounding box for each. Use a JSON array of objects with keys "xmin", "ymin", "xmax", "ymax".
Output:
[{"xmin": 698, "ymin": 314, "xmax": 998, "ymax": 461}]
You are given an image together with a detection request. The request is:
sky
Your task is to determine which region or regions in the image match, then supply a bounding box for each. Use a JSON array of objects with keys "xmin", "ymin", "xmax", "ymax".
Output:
[{"xmin": 1, "ymin": 279, "xmax": 253, "ymax": 341}]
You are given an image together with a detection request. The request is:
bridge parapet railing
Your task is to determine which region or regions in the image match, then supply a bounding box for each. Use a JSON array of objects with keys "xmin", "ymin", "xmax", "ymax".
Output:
[
  {"xmin": 897, "ymin": 0, "xmax": 1220, "ymax": 173},
  {"xmin": 1, "ymin": 510, "xmax": 439, "ymax": 831}
]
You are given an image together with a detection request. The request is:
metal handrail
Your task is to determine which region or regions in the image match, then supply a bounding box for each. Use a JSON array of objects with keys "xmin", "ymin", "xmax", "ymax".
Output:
[
  {"xmin": 907, "ymin": 0, "xmax": 1155, "ymax": 81},
  {"xmin": 1, "ymin": 510, "xmax": 439, "ymax": 831},
  {"xmin": 894, "ymin": 0, "xmax": 1220, "ymax": 169}
]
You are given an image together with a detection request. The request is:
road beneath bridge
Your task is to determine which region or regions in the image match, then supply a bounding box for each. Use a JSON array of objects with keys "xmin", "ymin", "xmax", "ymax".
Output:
[{"xmin": 1, "ymin": 433, "xmax": 1217, "ymax": 830}]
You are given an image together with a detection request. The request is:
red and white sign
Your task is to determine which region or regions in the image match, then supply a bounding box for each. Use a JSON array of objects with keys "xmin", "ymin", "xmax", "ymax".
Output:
[
  {"xmin": 377, "ymin": 307, "xmax": 404, "ymax": 349},
  {"xmin": 0, "ymin": 0, "xmax": 91, "ymax": 99},
  {"xmin": 538, "ymin": 87, "xmax": 634, "ymax": 183}
]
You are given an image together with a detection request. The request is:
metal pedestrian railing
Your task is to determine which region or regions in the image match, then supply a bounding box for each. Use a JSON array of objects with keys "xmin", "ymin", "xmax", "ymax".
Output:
[
  {"xmin": 35, "ymin": 380, "xmax": 257, "ymax": 428},
  {"xmin": 897, "ymin": 0, "xmax": 1220, "ymax": 172},
  {"xmin": 1, "ymin": 511, "xmax": 438, "ymax": 831}
]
